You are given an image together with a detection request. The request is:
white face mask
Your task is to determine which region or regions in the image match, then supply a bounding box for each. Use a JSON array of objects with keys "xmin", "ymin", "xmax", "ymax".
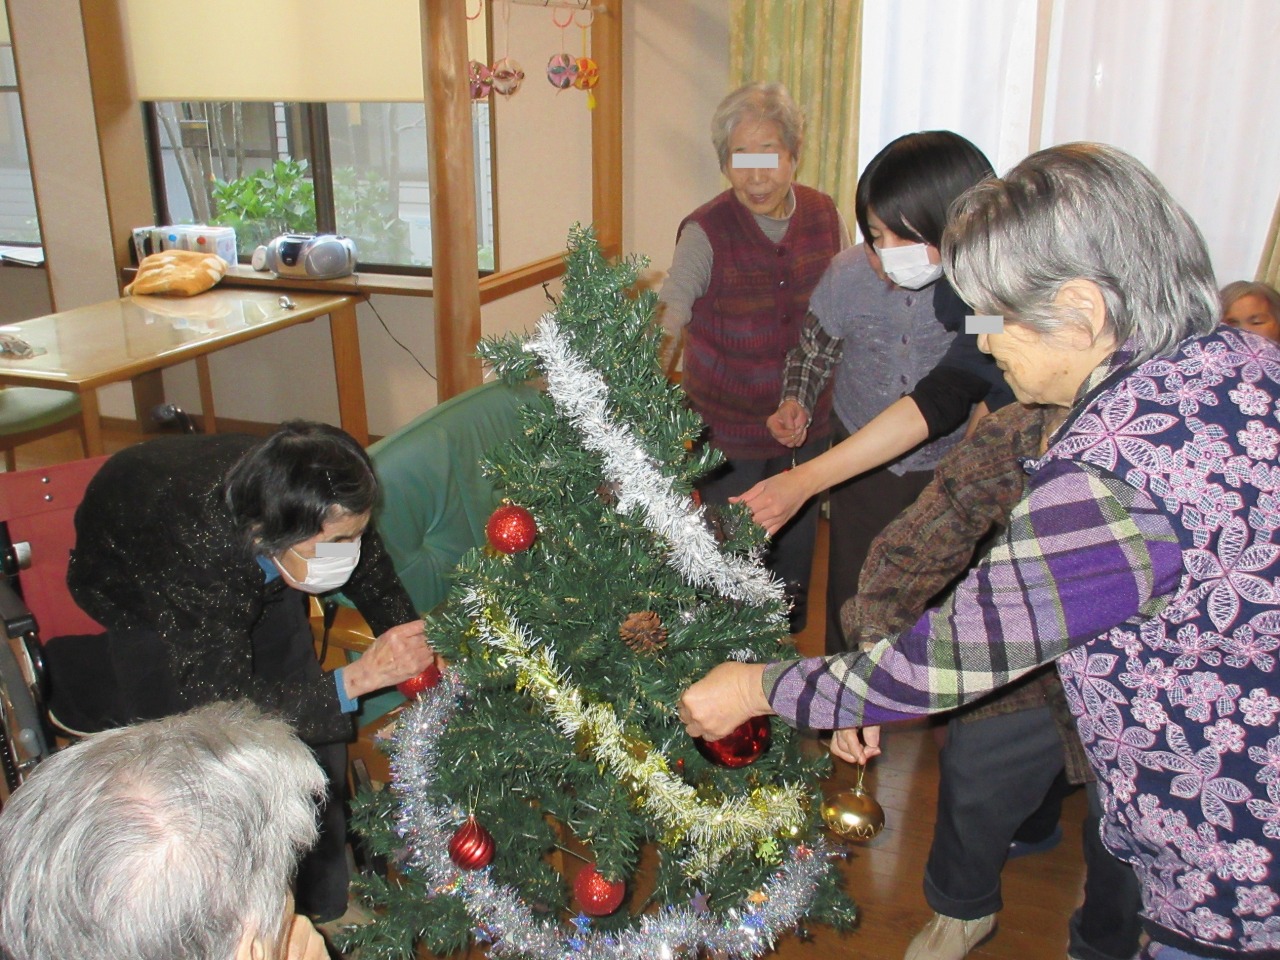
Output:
[
  {"xmin": 275, "ymin": 538, "xmax": 361, "ymax": 594},
  {"xmin": 876, "ymin": 242, "xmax": 943, "ymax": 290}
]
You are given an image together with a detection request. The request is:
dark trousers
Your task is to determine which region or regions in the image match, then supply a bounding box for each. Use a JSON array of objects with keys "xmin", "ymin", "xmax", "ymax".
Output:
[
  {"xmin": 251, "ymin": 591, "xmax": 351, "ymax": 922},
  {"xmin": 72, "ymin": 590, "xmax": 351, "ymax": 921},
  {"xmin": 697, "ymin": 436, "xmax": 825, "ymax": 629},
  {"xmin": 925, "ymin": 706, "xmax": 1141, "ymax": 960},
  {"xmin": 1071, "ymin": 782, "xmax": 1145, "ymax": 960},
  {"xmin": 824, "ymin": 442, "xmax": 932, "ymax": 654}
]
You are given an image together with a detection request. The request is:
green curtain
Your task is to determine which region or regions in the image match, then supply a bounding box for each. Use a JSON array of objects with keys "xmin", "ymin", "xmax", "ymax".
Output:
[
  {"xmin": 730, "ymin": 0, "xmax": 863, "ymax": 220},
  {"xmin": 1260, "ymin": 189, "xmax": 1280, "ymax": 287}
]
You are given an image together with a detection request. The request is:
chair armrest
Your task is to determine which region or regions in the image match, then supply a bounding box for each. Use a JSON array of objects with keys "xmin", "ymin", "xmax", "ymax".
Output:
[
  {"xmin": 308, "ymin": 596, "xmax": 376, "ymax": 655},
  {"xmin": 0, "ymin": 578, "xmax": 35, "ymax": 641}
]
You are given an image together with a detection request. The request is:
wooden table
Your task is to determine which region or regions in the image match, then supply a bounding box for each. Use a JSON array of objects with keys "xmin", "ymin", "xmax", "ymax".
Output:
[{"xmin": 0, "ymin": 288, "xmax": 369, "ymax": 455}]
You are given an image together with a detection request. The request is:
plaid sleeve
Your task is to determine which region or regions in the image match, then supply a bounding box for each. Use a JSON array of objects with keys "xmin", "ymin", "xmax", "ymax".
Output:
[
  {"xmin": 764, "ymin": 458, "xmax": 1185, "ymax": 729},
  {"xmin": 782, "ymin": 312, "xmax": 843, "ymax": 413}
]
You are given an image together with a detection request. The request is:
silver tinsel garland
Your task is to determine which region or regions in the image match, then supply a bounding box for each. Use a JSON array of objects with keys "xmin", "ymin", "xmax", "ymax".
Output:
[
  {"xmin": 524, "ymin": 316, "xmax": 784, "ymax": 610},
  {"xmin": 392, "ymin": 672, "xmax": 830, "ymax": 960}
]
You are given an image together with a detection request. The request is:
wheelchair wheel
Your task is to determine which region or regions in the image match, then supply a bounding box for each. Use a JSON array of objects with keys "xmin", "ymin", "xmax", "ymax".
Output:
[{"xmin": 0, "ymin": 634, "xmax": 52, "ymax": 803}]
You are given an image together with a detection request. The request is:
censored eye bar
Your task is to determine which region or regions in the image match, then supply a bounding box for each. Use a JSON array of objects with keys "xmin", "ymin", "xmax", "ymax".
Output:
[{"xmin": 965, "ymin": 316, "xmax": 1005, "ymax": 335}]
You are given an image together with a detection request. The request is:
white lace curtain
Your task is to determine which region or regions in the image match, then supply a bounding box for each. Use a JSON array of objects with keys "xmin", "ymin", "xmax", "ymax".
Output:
[{"xmin": 856, "ymin": 0, "xmax": 1280, "ymax": 285}]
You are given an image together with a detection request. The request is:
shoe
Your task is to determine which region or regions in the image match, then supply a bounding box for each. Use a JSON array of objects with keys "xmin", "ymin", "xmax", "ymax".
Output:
[
  {"xmin": 904, "ymin": 912, "xmax": 997, "ymax": 960},
  {"xmin": 1008, "ymin": 823, "xmax": 1063, "ymax": 860}
]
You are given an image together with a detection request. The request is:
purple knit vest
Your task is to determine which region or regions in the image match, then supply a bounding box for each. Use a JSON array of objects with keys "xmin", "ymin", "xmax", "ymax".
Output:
[{"xmin": 680, "ymin": 184, "xmax": 840, "ymax": 459}]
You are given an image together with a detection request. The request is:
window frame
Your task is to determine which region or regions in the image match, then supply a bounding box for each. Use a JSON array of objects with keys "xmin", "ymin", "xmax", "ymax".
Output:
[{"xmin": 142, "ymin": 100, "xmax": 497, "ymax": 278}]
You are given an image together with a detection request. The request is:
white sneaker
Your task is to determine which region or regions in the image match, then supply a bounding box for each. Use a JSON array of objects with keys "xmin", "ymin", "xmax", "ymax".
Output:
[{"xmin": 905, "ymin": 912, "xmax": 997, "ymax": 960}]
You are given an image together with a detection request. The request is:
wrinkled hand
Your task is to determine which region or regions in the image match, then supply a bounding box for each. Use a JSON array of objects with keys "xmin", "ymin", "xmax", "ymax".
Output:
[
  {"xmin": 830, "ymin": 726, "xmax": 881, "ymax": 766},
  {"xmin": 342, "ymin": 619, "xmax": 435, "ymax": 699},
  {"xmin": 731, "ymin": 469, "xmax": 811, "ymax": 536},
  {"xmin": 767, "ymin": 399, "xmax": 810, "ymax": 448},
  {"xmin": 282, "ymin": 915, "xmax": 328, "ymax": 960},
  {"xmin": 678, "ymin": 662, "xmax": 773, "ymax": 740}
]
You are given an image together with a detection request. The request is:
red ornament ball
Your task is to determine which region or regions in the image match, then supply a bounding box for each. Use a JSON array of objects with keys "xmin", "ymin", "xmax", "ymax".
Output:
[
  {"xmin": 448, "ymin": 816, "xmax": 495, "ymax": 870},
  {"xmin": 573, "ymin": 863, "xmax": 626, "ymax": 917},
  {"xmin": 693, "ymin": 716, "xmax": 772, "ymax": 768},
  {"xmin": 396, "ymin": 662, "xmax": 442, "ymax": 699},
  {"xmin": 487, "ymin": 504, "xmax": 538, "ymax": 554}
]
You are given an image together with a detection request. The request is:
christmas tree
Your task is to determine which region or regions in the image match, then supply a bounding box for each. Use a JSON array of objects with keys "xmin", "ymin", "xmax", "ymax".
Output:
[{"xmin": 344, "ymin": 227, "xmax": 858, "ymax": 959}]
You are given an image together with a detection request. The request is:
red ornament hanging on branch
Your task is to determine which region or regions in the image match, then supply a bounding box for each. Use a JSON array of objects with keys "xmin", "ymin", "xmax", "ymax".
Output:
[
  {"xmin": 573, "ymin": 863, "xmax": 627, "ymax": 917},
  {"xmin": 397, "ymin": 662, "xmax": 442, "ymax": 699},
  {"xmin": 693, "ymin": 716, "xmax": 772, "ymax": 768},
  {"xmin": 448, "ymin": 816, "xmax": 495, "ymax": 870},
  {"xmin": 487, "ymin": 504, "xmax": 538, "ymax": 554}
]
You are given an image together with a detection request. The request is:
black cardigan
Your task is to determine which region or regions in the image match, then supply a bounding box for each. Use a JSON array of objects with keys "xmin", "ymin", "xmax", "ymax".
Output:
[{"xmin": 67, "ymin": 433, "xmax": 417, "ymax": 745}]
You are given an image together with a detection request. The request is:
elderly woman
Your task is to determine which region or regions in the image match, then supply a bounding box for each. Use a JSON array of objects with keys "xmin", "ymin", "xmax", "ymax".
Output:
[
  {"xmin": 658, "ymin": 81, "xmax": 847, "ymax": 631},
  {"xmin": 681, "ymin": 143, "xmax": 1280, "ymax": 959},
  {"xmin": 60, "ymin": 421, "xmax": 435, "ymax": 923},
  {"xmin": 1222, "ymin": 280, "xmax": 1280, "ymax": 343},
  {"xmin": 0, "ymin": 703, "xmax": 329, "ymax": 960}
]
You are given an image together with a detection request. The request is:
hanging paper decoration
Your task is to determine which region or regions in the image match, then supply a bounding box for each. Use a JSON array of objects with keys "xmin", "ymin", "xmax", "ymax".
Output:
[
  {"xmin": 489, "ymin": 0, "xmax": 523, "ymax": 99},
  {"xmin": 468, "ymin": 60, "xmax": 493, "ymax": 101},
  {"xmin": 490, "ymin": 57, "xmax": 525, "ymax": 97},
  {"xmin": 547, "ymin": 51, "xmax": 579, "ymax": 90},
  {"xmin": 547, "ymin": 6, "xmax": 577, "ymax": 91},
  {"xmin": 574, "ymin": 9, "xmax": 599, "ymax": 109},
  {"xmin": 574, "ymin": 57, "xmax": 600, "ymax": 108}
]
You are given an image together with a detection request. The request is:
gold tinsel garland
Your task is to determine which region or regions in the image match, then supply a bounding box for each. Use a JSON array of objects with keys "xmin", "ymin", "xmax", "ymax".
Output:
[{"xmin": 464, "ymin": 588, "xmax": 808, "ymax": 877}]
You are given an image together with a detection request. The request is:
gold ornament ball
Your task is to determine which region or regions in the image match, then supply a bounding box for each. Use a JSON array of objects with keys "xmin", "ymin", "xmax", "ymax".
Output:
[{"xmin": 821, "ymin": 787, "xmax": 885, "ymax": 841}]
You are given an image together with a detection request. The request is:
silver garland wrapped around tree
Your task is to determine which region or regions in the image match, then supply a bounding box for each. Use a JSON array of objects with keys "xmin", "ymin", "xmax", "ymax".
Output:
[{"xmin": 343, "ymin": 227, "xmax": 858, "ymax": 959}]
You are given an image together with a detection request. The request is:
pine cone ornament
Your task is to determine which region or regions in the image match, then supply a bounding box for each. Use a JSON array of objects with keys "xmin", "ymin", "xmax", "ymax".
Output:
[{"xmin": 619, "ymin": 611, "xmax": 666, "ymax": 654}]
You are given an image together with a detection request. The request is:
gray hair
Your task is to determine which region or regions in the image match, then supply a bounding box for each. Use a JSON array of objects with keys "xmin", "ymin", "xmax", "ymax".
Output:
[
  {"xmin": 710, "ymin": 82, "xmax": 804, "ymax": 169},
  {"xmin": 1221, "ymin": 280, "xmax": 1280, "ymax": 321},
  {"xmin": 0, "ymin": 702, "xmax": 325, "ymax": 960},
  {"xmin": 942, "ymin": 142, "xmax": 1220, "ymax": 366}
]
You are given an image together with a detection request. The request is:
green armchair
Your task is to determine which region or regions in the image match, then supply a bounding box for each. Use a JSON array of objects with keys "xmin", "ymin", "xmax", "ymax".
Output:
[{"xmin": 315, "ymin": 379, "xmax": 537, "ymax": 726}]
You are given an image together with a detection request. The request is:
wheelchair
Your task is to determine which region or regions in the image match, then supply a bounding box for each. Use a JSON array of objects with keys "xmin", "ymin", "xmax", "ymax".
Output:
[{"xmin": 0, "ymin": 456, "xmax": 109, "ymax": 805}]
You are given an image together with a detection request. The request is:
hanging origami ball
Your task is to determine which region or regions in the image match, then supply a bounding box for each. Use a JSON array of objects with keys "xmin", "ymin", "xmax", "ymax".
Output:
[
  {"xmin": 573, "ymin": 56, "xmax": 600, "ymax": 92},
  {"xmin": 486, "ymin": 504, "xmax": 538, "ymax": 554},
  {"xmin": 468, "ymin": 59, "xmax": 493, "ymax": 100},
  {"xmin": 490, "ymin": 57, "xmax": 525, "ymax": 97},
  {"xmin": 546, "ymin": 52, "xmax": 579, "ymax": 90},
  {"xmin": 693, "ymin": 716, "xmax": 771, "ymax": 768}
]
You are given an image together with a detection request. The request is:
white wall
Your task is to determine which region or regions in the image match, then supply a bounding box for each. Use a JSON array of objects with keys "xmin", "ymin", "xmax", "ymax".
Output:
[{"xmin": 624, "ymin": 0, "xmax": 731, "ymax": 275}]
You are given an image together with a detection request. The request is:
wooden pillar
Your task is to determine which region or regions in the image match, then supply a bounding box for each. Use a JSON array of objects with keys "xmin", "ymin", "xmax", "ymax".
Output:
[
  {"xmin": 591, "ymin": 0, "xmax": 623, "ymax": 259},
  {"xmin": 82, "ymin": 0, "xmax": 168, "ymax": 428},
  {"xmin": 423, "ymin": 0, "xmax": 483, "ymax": 400}
]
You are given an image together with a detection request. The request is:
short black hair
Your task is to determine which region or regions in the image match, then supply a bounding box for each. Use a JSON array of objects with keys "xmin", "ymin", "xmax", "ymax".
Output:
[
  {"xmin": 223, "ymin": 420, "xmax": 377, "ymax": 556},
  {"xmin": 855, "ymin": 131, "xmax": 995, "ymax": 249}
]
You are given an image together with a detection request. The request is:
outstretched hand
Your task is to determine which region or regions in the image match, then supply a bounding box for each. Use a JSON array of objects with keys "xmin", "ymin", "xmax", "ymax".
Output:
[
  {"xmin": 342, "ymin": 619, "xmax": 435, "ymax": 699},
  {"xmin": 830, "ymin": 726, "xmax": 882, "ymax": 765},
  {"xmin": 731, "ymin": 468, "xmax": 813, "ymax": 536},
  {"xmin": 678, "ymin": 661, "xmax": 774, "ymax": 740}
]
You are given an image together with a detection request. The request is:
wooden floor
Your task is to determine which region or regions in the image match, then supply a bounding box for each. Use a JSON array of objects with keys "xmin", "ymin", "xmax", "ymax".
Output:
[{"xmin": 13, "ymin": 427, "xmax": 1089, "ymax": 960}]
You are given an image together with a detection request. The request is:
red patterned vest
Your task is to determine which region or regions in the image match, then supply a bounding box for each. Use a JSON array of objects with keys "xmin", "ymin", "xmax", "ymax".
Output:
[{"xmin": 680, "ymin": 184, "xmax": 841, "ymax": 459}]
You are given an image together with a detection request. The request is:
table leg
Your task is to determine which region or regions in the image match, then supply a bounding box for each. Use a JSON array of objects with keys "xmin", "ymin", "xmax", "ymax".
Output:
[
  {"xmin": 131, "ymin": 370, "xmax": 166, "ymax": 434},
  {"xmin": 79, "ymin": 389, "xmax": 104, "ymax": 457},
  {"xmin": 195, "ymin": 355, "xmax": 218, "ymax": 434},
  {"xmin": 329, "ymin": 301, "xmax": 369, "ymax": 446}
]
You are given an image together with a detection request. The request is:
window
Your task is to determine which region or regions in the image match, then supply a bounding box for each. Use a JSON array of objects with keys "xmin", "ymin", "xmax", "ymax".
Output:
[
  {"xmin": 0, "ymin": 42, "xmax": 40, "ymax": 246},
  {"xmin": 147, "ymin": 99, "xmax": 495, "ymax": 272}
]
